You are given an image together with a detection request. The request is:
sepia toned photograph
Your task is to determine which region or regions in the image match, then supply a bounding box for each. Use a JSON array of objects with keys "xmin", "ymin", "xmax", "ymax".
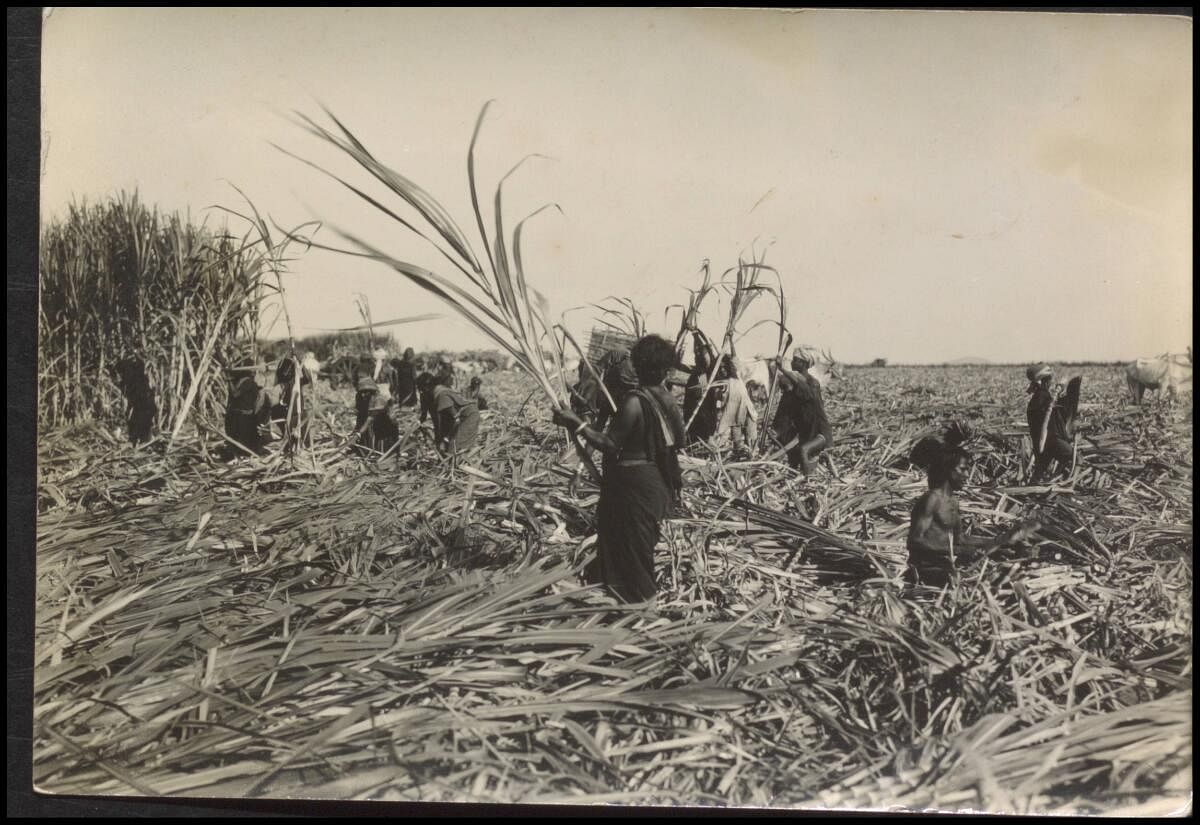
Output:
[{"xmin": 30, "ymin": 7, "xmax": 1190, "ymax": 816}]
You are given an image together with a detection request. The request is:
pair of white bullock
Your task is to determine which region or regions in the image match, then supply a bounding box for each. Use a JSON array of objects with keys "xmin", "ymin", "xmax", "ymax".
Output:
[{"xmin": 1125, "ymin": 349, "xmax": 1192, "ymax": 404}]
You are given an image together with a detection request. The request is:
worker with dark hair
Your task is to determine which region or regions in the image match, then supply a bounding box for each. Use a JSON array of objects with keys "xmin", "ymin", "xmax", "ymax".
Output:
[
  {"xmin": 551, "ymin": 334, "xmax": 685, "ymax": 606},
  {"xmin": 906, "ymin": 422, "xmax": 1040, "ymax": 588},
  {"xmin": 682, "ymin": 327, "xmax": 724, "ymax": 447},
  {"xmin": 115, "ymin": 356, "xmax": 158, "ymax": 445},
  {"xmin": 465, "ymin": 375, "xmax": 490, "ymax": 411},
  {"xmin": 427, "ymin": 372, "xmax": 481, "ymax": 456},
  {"xmin": 224, "ymin": 368, "xmax": 271, "ymax": 457},
  {"xmin": 391, "ymin": 347, "xmax": 419, "ymax": 408}
]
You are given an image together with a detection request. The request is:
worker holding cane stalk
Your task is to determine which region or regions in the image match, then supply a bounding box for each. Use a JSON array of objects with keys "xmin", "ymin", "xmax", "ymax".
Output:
[
  {"xmin": 769, "ymin": 349, "xmax": 834, "ymax": 475},
  {"xmin": 1025, "ymin": 364, "xmax": 1081, "ymax": 484},
  {"xmin": 551, "ymin": 334, "xmax": 685, "ymax": 606}
]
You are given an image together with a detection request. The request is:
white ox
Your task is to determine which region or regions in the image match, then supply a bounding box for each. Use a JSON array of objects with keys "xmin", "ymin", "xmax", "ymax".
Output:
[
  {"xmin": 1126, "ymin": 349, "xmax": 1192, "ymax": 404},
  {"xmin": 452, "ymin": 360, "xmax": 485, "ymax": 383}
]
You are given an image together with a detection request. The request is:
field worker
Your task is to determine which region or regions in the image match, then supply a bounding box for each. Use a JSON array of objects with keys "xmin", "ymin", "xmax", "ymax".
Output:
[
  {"xmin": 770, "ymin": 348, "xmax": 834, "ymax": 474},
  {"xmin": 372, "ymin": 346, "xmax": 396, "ymax": 399},
  {"xmin": 551, "ymin": 334, "xmax": 686, "ymax": 607},
  {"xmin": 391, "ymin": 347, "xmax": 419, "ymax": 408},
  {"xmin": 427, "ymin": 373, "xmax": 481, "ymax": 456},
  {"xmin": 352, "ymin": 379, "xmax": 399, "ymax": 456},
  {"xmin": 907, "ymin": 423, "xmax": 1041, "ymax": 588},
  {"xmin": 466, "ymin": 375, "xmax": 490, "ymax": 411},
  {"xmin": 436, "ymin": 355, "xmax": 455, "ymax": 384},
  {"xmin": 272, "ymin": 352, "xmax": 315, "ymax": 444},
  {"xmin": 716, "ymin": 360, "xmax": 758, "ymax": 458},
  {"xmin": 570, "ymin": 360, "xmax": 599, "ymax": 419},
  {"xmin": 1025, "ymin": 364, "xmax": 1080, "ymax": 483},
  {"xmin": 352, "ymin": 357, "xmax": 378, "ymax": 435},
  {"xmin": 115, "ymin": 356, "xmax": 158, "ymax": 445},
  {"xmin": 224, "ymin": 368, "xmax": 271, "ymax": 457},
  {"xmin": 416, "ymin": 371, "xmax": 437, "ymax": 425},
  {"xmin": 682, "ymin": 327, "xmax": 724, "ymax": 446}
]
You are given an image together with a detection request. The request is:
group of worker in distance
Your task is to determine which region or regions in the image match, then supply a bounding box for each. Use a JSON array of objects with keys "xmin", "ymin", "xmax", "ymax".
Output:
[
  {"xmin": 552, "ymin": 334, "xmax": 1081, "ymax": 606},
  {"xmin": 225, "ymin": 331, "xmax": 1082, "ymax": 609},
  {"xmin": 222, "ymin": 346, "xmax": 489, "ymax": 462}
]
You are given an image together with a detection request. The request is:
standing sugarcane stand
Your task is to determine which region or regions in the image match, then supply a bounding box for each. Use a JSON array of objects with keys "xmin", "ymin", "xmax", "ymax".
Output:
[{"xmin": 1025, "ymin": 364, "xmax": 1081, "ymax": 484}]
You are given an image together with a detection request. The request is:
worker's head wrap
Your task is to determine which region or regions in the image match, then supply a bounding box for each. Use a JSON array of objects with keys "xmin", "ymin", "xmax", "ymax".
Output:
[
  {"xmin": 791, "ymin": 347, "xmax": 816, "ymax": 371},
  {"xmin": 1026, "ymin": 363, "xmax": 1052, "ymax": 392}
]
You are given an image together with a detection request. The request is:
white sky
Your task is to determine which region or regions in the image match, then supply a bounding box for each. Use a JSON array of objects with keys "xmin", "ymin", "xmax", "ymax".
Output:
[{"xmin": 41, "ymin": 8, "xmax": 1192, "ymax": 363}]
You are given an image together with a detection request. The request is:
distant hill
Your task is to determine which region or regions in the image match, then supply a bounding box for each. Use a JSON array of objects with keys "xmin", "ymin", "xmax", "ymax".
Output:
[{"xmin": 946, "ymin": 356, "xmax": 992, "ymax": 365}]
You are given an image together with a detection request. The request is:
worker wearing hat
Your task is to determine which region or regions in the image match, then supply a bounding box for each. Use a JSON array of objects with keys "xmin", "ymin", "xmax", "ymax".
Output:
[
  {"xmin": 770, "ymin": 347, "xmax": 834, "ymax": 475},
  {"xmin": 1025, "ymin": 363, "xmax": 1076, "ymax": 483}
]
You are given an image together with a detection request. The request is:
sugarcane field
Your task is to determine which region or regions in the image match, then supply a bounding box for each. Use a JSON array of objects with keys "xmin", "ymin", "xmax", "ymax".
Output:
[{"xmin": 25, "ymin": 8, "xmax": 1191, "ymax": 818}]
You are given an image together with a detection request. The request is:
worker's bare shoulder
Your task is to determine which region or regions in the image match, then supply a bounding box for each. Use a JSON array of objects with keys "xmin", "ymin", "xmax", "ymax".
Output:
[
  {"xmin": 921, "ymin": 488, "xmax": 957, "ymax": 522},
  {"xmin": 911, "ymin": 490, "xmax": 935, "ymax": 517},
  {"xmin": 617, "ymin": 393, "xmax": 643, "ymax": 419}
]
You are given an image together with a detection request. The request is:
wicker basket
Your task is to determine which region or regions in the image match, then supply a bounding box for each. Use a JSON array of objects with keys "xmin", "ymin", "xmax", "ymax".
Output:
[{"xmin": 586, "ymin": 328, "xmax": 638, "ymax": 363}]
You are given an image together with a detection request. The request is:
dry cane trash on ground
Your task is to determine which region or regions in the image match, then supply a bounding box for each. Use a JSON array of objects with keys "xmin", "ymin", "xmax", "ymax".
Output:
[{"xmin": 34, "ymin": 364, "xmax": 1191, "ymax": 812}]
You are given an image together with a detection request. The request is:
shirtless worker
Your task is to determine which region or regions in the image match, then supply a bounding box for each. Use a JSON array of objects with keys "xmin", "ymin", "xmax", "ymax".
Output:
[{"xmin": 906, "ymin": 422, "xmax": 1041, "ymax": 588}]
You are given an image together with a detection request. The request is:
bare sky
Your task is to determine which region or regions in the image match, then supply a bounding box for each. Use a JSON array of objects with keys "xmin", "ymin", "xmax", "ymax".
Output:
[{"xmin": 41, "ymin": 8, "xmax": 1192, "ymax": 363}]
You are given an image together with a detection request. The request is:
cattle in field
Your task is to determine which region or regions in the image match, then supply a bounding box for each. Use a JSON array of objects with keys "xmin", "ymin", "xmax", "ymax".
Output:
[
  {"xmin": 733, "ymin": 349, "xmax": 843, "ymax": 400},
  {"xmin": 743, "ymin": 358, "xmax": 773, "ymax": 391},
  {"xmin": 1126, "ymin": 349, "xmax": 1192, "ymax": 404},
  {"xmin": 451, "ymin": 360, "xmax": 486, "ymax": 384},
  {"xmin": 809, "ymin": 357, "xmax": 844, "ymax": 389}
]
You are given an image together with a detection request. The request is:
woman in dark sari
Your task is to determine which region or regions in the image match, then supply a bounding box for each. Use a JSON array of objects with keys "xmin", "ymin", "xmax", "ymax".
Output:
[
  {"xmin": 552, "ymin": 335, "xmax": 685, "ymax": 605},
  {"xmin": 682, "ymin": 328, "xmax": 723, "ymax": 446},
  {"xmin": 224, "ymin": 371, "xmax": 271, "ymax": 457}
]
